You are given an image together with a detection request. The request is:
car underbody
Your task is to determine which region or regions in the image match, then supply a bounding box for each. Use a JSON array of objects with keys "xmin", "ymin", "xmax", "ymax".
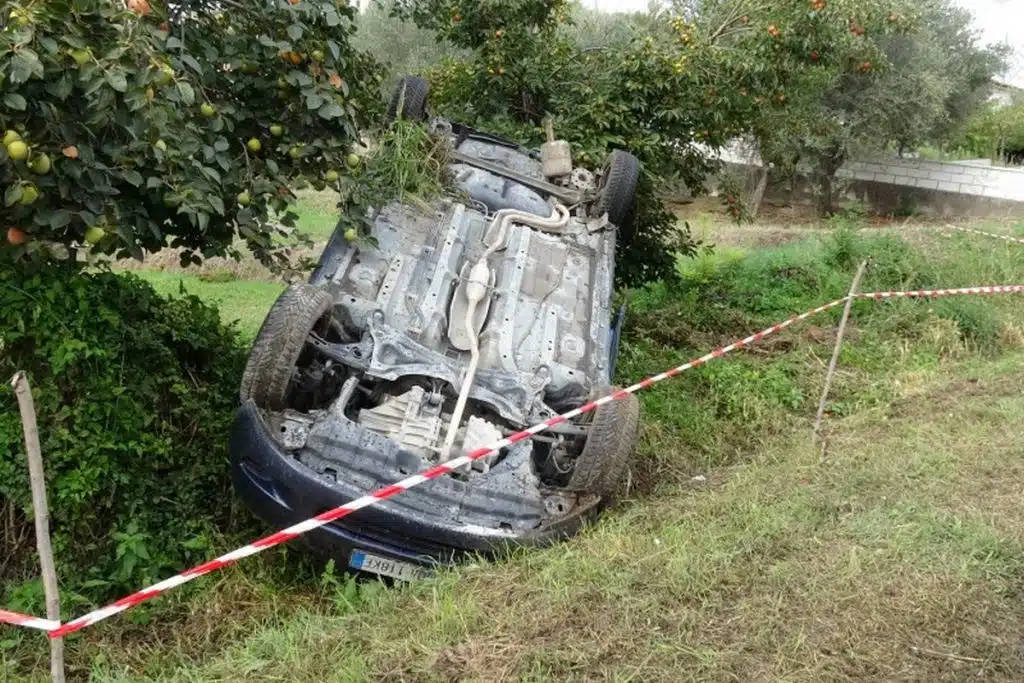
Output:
[{"xmin": 230, "ymin": 77, "xmax": 641, "ymax": 574}]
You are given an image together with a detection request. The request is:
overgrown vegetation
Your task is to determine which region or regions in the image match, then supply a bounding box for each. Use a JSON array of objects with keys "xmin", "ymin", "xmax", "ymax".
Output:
[
  {"xmin": 335, "ymin": 118, "xmax": 453, "ymax": 244},
  {"xmin": 952, "ymin": 99, "xmax": 1024, "ymax": 164},
  {"xmin": 0, "ymin": 265, "xmax": 247, "ymax": 606}
]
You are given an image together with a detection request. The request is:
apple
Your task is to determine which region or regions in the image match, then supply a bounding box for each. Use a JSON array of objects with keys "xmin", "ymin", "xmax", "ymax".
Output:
[
  {"xmin": 69, "ymin": 49, "xmax": 90, "ymax": 66},
  {"xmin": 154, "ymin": 64, "xmax": 174, "ymax": 86},
  {"xmin": 84, "ymin": 225, "xmax": 106, "ymax": 245},
  {"xmin": 19, "ymin": 185, "xmax": 39, "ymax": 205},
  {"xmin": 311, "ymin": 49, "xmax": 324, "ymax": 63},
  {"xmin": 325, "ymin": 169, "xmax": 340, "ymax": 182},
  {"xmin": 3, "ymin": 130, "xmax": 21, "ymax": 146},
  {"xmin": 247, "ymin": 138, "xmax": 262, "ymax": 153},
  {"xmin": 6, "ymin": 227, "xmax": 27, "ymax": 245},
  {"xmin": 289, "ymin": 146, "xmax": 303, "ymax": 160},
  {"xmin": 154, "ymin": 140, "xmax": 167, "ymax": 152},
  {"xmin": 6, "ymin": 140, "xmax": 29, "ymax": 161},
  {"xmin": 345, "ymin": 153, "xmax": 360, "ymax": 169},
  {"xmin": 270, "ymin": 124, "xmax": 284, "ymax": 137},
  {"xmin": 343, "ymin": 227, "xmax": 358, "ymax": 242},
  {"xmin": 200, "ymin": 103, "xmax": 216, "ymax": 117},
  {"xmin": 237, "ymin": 191, "xmax": 251, "ymax": 207},
  {"xmin": 28, "ymin": 153, "xmax": 51, "ymax": 174}
]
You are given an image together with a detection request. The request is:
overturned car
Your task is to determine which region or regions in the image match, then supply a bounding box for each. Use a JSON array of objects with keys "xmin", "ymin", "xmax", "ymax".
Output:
[{"xmin": 230, "ymin": 77, "xmax": 642, "ymax": 581}]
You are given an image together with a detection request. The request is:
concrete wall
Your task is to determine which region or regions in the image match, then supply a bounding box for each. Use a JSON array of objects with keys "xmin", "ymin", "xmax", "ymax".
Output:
[
  {"xmin": 835, "ymin": 157, "xmax": 1024, "ymax": 203},
  {"xmin": 708, "ymin": 142, "xmax": 1024, "ymax": 218}
]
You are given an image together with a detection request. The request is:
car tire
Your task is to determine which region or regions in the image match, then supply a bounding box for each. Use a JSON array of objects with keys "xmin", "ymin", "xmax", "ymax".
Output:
[
  {"xmin": 567, "ymin": 390, "xmax": 640, "ymax": 504},
  {"xmin": 240, "ymin": 284, "xmax": 335, "ymax": 411},
  {"xmin": 387, "ymin": 76, "xmax": 430, "ymax": 122},
  {"xmin": 594, "ymin": 149, "xmax": 641, "ymax": 227}
]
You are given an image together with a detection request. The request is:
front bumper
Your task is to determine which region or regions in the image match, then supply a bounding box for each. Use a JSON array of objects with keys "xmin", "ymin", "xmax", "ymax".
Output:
[{"xmin": 229, "ymin": 402, "xmax": 598, "ymax": 569}]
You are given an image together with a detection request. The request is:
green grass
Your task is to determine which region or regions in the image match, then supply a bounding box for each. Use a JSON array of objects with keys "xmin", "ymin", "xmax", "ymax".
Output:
[
  {"xmin": 137, "ymin": 272, "xmax": 283, "ymax": 339},
  {"xmin": 8, "ymin": 220, "xmax": 1024, "ymax": 681},
  {"xmin": 292, "ymin": 196, "xmax": 339, "ymax": 242}
]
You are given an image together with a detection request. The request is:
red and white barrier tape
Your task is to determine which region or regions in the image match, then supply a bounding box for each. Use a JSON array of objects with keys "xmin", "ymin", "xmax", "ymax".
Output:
[
  {"xmin": 4, "ymin": 283, "xmax": 1024, "ymax": 638},
  {"xmin": 0, "ymin": 609, "xmax": 59, "ymax": 633},
  {"xmin": 948, "ymin": 225, "xmax": 1024, "ymax": 246},
  {"xmin": 858, "ymin": 285, "xmax": 1024, "ymax": 299}
]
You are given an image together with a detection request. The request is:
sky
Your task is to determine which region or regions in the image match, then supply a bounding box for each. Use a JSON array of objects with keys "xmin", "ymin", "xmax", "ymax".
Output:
[{"xmin": 589, "ymin": 0, "xmax": 1024, "ymax": 87}]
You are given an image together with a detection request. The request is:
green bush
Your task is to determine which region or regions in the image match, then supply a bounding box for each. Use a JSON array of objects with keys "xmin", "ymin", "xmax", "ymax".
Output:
[{"xmin": 0, "ymin": 264, "xmax": 246, "ymax": 602}]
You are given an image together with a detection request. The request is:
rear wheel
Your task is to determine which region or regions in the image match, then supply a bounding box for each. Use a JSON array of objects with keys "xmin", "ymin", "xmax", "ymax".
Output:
[
  {"xmin": 567, "ymin": 390, "xmax": 640, "ymax": 503},
  {"xmin": 594, "ymin": 150, "xmax": 641, "ymax": 227},
  {"xmin": 387, "ymin": 76, "xmax": 430, "ymax": 122},
  {"xmin": 240, "ymin": 284, "xmax": 335, "ymax": 411}
]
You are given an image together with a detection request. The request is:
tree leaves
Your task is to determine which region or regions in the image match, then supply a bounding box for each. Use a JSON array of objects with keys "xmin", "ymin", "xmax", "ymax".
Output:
[
  {"xmin": 4, "ymin": 185, "xmax": 24, "ymax": 207},
  {"xmin": 105, "ymin": 69, "xmax": 128, "ymax": 93},
  {"xmin": 180, "ymin": 54, "xmax": 204, "ymax": 76},
  {"xmin": 48, "ymin": 210, "xmax": 73, "ymax": 229},
  {"xmin": 318, "ymin": 102, "xmax": 344, "ymax": 120},
  {"xmin": 3, "ymin": 93, "xmax": 27, "ymax": 110},
  {"xmin": 9, "ymin": 50, "xmax": 43, "ymax": 84},
  {"xmin": 0, "ymin": 0, "xmax": 381, "ymax": 268},
  {"xmin": 176, "ymin": 81, "xmax": 196, "ymax": 105},
  {"xmin": 122, "ymin": 170, "xmax": 144, "ymax": 187}
]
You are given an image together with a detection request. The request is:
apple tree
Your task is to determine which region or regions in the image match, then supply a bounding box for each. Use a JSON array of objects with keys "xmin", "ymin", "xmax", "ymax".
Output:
[{"xmin": 0, "ymin": 0, "xmax": 382, "ymax": 266}]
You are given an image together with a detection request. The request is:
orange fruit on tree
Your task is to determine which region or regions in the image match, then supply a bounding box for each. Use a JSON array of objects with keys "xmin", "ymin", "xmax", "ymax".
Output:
[
  {"xmin": 6, "ymin": 227, "xmax": 27, "ymax": 245},
  {"xmin": 126, "ymin": 0, "xmax": 151, "ymax": 16},
  {"xmin": 126, "ymin": 0, "xmax": 150, "ymax": 15}
]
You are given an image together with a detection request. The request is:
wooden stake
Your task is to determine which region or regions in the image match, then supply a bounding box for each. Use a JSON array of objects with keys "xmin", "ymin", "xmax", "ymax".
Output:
[
  {"xmin": 11, "ymin": 372, "xmax": 66, "ymax": 683},
  {"xmin": 812, "ymin": 261, "xmax": 868, "ymax": 448}
]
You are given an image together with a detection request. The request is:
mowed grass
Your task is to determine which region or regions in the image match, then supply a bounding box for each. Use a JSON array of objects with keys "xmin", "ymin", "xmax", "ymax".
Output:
[
  {"xmin": 137, "ymin": 272, "xmax": 283, "ymax": 339},
  {"xmin": 11, "ymin": 218, "xmax": 1023, "ymax": 681}
]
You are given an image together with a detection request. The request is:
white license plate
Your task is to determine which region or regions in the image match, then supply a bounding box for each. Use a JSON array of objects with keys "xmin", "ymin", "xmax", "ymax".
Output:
[{"xmin": 349, "ymin": 549, "xmax": 431, "ymax": 581}]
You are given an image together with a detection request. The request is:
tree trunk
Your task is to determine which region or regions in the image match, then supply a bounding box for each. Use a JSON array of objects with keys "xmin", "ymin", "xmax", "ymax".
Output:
[
  {"xmin": 748, "ymin": 166, "xmax": 769, "ymax": 218},
  {"xmin": 816, "ymin": 149, "xmax": 846, "ymax": 218},
  {"xmin": 817, "ymin": 172, "xmax": 835, "ymax": 217}
]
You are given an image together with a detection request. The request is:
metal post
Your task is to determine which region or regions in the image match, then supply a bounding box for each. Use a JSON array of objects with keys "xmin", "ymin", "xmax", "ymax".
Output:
[
  {"xmin": 812, "ymin": 261, "xmax": 868, "ymax": 447},
  {"xmin": 11, "ymin": 372, "xmax": 66, "ymax": 683}
]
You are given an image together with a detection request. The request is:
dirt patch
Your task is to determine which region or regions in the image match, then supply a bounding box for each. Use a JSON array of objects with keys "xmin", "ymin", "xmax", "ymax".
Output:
[
  {"xmin": 110, "ymin": 241, "xmax": 322, "ymax": 284},
  {"xmin": 887, "ymin": 371, "xmax": 1024, "ymax": 420}
]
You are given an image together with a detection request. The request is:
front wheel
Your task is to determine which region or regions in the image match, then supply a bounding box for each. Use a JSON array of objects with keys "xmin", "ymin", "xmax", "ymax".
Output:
[
  {"xmin": 387, "ymin": 75, "xmax": 430, "ymax": 122},
  {"xmin": 593, "ymin": 150, "xmax": 641, "ymax": 228},
  {"xmin": 240, "ymin": 284, "xmax": 335, "ymax": 411},
  {"xmin": 567, "ymin": 390, "xmax": 641, "ymax": 504}
]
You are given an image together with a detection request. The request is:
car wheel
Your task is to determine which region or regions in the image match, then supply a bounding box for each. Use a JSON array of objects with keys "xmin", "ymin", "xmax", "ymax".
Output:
[
  {"xmin": 594, "ymin": 149, "xmax": 641, "ymax": 227},
  {"xmin": 387, "ymin": 75, "xmax": 430, "ymax": 122},
  {"xmin": 567, "ymin": 390, "xmax": 641, "ymax": 504},
  {"xmin": 240, "ymin": 284, "xmax": 335, "ymax": 411}
]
